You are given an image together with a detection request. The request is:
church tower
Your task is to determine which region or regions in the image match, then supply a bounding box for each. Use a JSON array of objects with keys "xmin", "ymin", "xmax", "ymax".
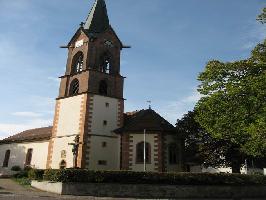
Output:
[{"xmin": 47, "ymin": 0, "xmax": 125, "ymax": 170}]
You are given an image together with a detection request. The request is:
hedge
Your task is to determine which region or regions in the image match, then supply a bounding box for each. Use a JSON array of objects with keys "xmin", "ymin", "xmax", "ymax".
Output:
[
  {"xmin": 28, "ymin": 169, "xmax": 266, "ymax": 185},
  {"xmin": 28, "ymin": 169, "xmax": 45, "ymax": 180}
]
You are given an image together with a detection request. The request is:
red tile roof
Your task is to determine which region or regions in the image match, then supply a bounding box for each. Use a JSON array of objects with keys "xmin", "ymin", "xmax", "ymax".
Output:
[
  {"xmin": 114, "ymin": 109, "xmax": 177, "ymax": 134},
  {"xmin": 0, "ymin": 126, "xmax": 52, "ymax": 144}
]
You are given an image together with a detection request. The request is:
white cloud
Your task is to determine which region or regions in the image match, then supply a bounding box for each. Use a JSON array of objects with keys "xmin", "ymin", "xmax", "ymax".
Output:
[
  {"xmin": 11, "ymin": 112, "xmax": 43, "ymax": 118},
  {"xmin": 181, "ymin": 89, "xmax": 202, "ymax": 103},
  {"xmin": 158, "ymin": 89, "xmax": 202, "ymax": 125},
  {"xmin": 0, "ymin": 118, "xmax": 52, "ymax": 140}
]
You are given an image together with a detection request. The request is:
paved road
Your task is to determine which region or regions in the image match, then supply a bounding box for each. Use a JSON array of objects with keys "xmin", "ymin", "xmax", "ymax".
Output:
[{"xmin": 0, "ymin": 179, "xmax": 265, "ymax": 200}]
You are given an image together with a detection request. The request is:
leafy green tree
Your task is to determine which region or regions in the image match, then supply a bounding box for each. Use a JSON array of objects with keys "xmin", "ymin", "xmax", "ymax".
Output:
[
  {"xmin": 177, "ymin": 111, "xmax": 245, "ymax": 172},
  {"xmin": 195, "ymin": 39, "xmax": 266, "ymax": 173},
  {"xmin": 194, "ymin": 9, "xmax": 266, "ymax": 173},
  {"xmin": 257, "ymin": 7, "xmax": 266, "ymax": 24}
]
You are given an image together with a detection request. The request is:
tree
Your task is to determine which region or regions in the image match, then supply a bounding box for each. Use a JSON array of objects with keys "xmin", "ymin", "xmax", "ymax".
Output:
[
  {"xmin": 194, "ymin": 9, "xmax": 266, "ymax": 173},
  {"xmin": 177, "ymin": 111, "xmax": 246, "ymax": 172},
  {"xmin": 257, "ymin": 7, "xmax": 266, "ymax": 24},
  {"xmin": 178, "ymin": 8, "xmax": 266, "ymax": 173},
  {"xmin": 195, "ymin": 38, "xmax": 266, "ymax": 173}
]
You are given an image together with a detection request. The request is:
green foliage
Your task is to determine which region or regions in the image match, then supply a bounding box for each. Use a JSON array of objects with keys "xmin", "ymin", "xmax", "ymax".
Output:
[
  {"xmin": 195, "ymin": 40, "xmax": 266, "ymax": 159},
  {"xmin": 13, "ymin": 170, "xmax": 28, "ymax": 179},
  {"xmin": 257, "ymin": 7, "xmax": 266, "ymax": 24},
  {"xmin": 39, "ymin": 169, "xmax": 266, "ymax": 185},
  {"xmin": 28, "ymin": 169, "xmax": 45, "ymax": 180},
  {"xmin": 13, "ymin": 177, "xmax": 31, "ymax": 187},
  {"xmin": 24, "ymin": 166, "xmax": 33, "ymax": 171},
  {"xmin": 11, "ymin": 166, "xmax": 21, "ymax": 172},
  {"xmin": 176, "ymin": 111, "xmax": 237, "ymax": 168}
]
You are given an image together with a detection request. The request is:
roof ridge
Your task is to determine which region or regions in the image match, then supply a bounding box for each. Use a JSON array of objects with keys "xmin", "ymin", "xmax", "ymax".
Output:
[{"xmin": 1, "ymin": 126, "xmax": 53, "ymax": 143}]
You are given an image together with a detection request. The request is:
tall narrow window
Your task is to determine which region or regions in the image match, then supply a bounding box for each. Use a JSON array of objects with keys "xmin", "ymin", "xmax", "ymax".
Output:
[
  {"xmin": 59, "ymin": 160, "xmax": 66, "ymax": 169},
  {"xmin": 102, "ymin": 59, "xmax": 110, "ymax": 74},
  {"xmin": 136, "ymin": 142, "xmax": 151, "ymax": 163},
  {"xmin": 69, "ymin": 79, "xmax": 79, "ymax": 96},
  {"xmin": 99, "ymin": 80, "xmax": 108, "ymax": 96},
  {"xmin": 168, "ymin": 143, "xmax": 178, "ymax": 164},
  {"xmin": 25, "ymin": 148, "xmax": 33, "ymax": 166},
  {"xmin": 2, "ymin": 150, "xmax": 10, "ymax": 167},
  {"xmin": 72, "ymin": 52, "xmax": 84, "ymax": 74},
  {"xmin": 100, "ymin": 53, "xmax": 112, "ymax": 74}
]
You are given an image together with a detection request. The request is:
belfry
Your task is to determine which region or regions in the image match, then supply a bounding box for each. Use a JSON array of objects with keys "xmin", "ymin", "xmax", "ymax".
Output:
[{"xmin": 46, "ymin": 0, "xmax": 125, "ymax": 170}]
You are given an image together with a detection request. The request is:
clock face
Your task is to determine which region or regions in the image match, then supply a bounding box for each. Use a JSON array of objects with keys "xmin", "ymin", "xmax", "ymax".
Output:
[
  {"xmin": 75, "ymin": 40, "xmax": 84, "ymax": 48},
  {"xmin": 104, "ymin": 39, "xmax": 114, "ymax": 48}
]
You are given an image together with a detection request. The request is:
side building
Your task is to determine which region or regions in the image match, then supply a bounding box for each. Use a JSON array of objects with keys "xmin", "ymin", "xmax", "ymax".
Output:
[{"xmin": 0, "ymin": 127, "xmax": 52, "ymax": 176}]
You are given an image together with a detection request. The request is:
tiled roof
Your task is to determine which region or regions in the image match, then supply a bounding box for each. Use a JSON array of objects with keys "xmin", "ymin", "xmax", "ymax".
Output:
[
  {"xmin": 114, "ymin": 109, "xmax": 177, "ymax": 134},
  {"xmin": 0, "ymin": 127, "xmax": 52, "ymax": 144}
]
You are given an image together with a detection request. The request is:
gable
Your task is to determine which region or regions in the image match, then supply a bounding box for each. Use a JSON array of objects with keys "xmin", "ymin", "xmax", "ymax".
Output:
[
  {"xmin": 67, "ymin": 28, "xmax": 90, "ymax": 47},
  {"xmin": 114, "ymin": 109, "xmax": 177, "ymax": 134}
]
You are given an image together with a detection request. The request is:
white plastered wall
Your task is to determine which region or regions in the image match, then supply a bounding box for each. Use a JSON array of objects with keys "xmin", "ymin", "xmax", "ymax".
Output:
[
  {"xmin": 56, "ymin": 95, "xmax": 84, "ymax": 137},
  {"xmin": 87, "ymin": 135, "xmax": 120, "ymax": 170},
  {"xmin": 0, "ymin": 141, "xmax": 49, "ymax": 174},
  {"xmin": 87, "ymin": 95, "xmax": 120, "ymax": 170},
  {"xmin": 90, "ymin": 95, "xmax": 119, "ymax": 136},
  {"xmin": 50, "ymin": 136, "xmax": 76, "ymax": 169},
  {"xmin": 51, "ymin": 95, "xmax": 85, "ymax": 169},
  {"xmin": 130, "ymin": 134, "xmax": 157, "ymax": 172}
]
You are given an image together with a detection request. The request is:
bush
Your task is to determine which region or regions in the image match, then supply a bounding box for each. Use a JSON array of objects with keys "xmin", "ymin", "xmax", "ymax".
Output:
[
  {"xmin": 24, "ymin": 166, "xmax": 33, "ymax": 171},
  {"xmin": 14, "ymin": 177, "xmax": 31, "ymax": 186},
  {"xmin": 11, "ymin": 166, "xmax": 21, "ymax": 172},
  {"xmin": 13, "ymin": 170, "xmax": 28, "ymax": 178},
  {"xmin": 40, "ymin": 169, "xmax": 266, "ymax": 185},
  {"xmin": 28, "ymin": 169, "xmax": 45, "ymax": 180}
]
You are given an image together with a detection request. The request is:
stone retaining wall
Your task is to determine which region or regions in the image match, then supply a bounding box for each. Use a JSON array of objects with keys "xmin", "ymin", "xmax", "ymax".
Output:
[{"xmin": 31, "ymin": 181, "xmax": 266, "ymax": 198}]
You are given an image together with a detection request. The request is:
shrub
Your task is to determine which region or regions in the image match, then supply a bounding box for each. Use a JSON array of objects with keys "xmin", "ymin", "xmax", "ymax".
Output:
[
  {"xmin": 28, "ymin": 169, "xmax": 45, "ymax": 180},
  {"xmin": 11, "ymin": 166, "xmax": 21, "ymax": 172},
  {"xmin": 13, "ymin": 170, "xmax": 28, "ymax": 178},
  {"xmin": 40, "ymin": 169, "xmax": 266, "ymax": 185},
  {"xmin": 14, "ymin": 177, "xmax": 31, "ymax": 186},
  {"xmin": 24, "ymin": 166, "xmax": 33, "ymax": 171}
]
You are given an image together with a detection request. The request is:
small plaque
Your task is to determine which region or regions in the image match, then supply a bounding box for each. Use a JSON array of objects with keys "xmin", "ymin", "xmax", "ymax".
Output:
[{"xmin": 61, "ymin": 150, "xmax": 66, "ymax": 159}]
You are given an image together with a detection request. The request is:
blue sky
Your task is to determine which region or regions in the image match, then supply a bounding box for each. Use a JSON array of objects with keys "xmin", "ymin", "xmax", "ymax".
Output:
[{"xmin": 0, "ymin": 0, "xmax": 265, "ymax": 139}]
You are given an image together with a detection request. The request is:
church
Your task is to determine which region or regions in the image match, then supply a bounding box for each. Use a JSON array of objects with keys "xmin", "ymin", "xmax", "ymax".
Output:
[{"xmin": 0, "ymin": 0, "xmax": 183, "ymax": 175}]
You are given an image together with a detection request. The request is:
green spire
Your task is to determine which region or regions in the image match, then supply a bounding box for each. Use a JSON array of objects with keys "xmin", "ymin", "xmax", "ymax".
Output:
[{"xmin": 84, "ymin": 0, "xmax": 110, "ymax": 33}]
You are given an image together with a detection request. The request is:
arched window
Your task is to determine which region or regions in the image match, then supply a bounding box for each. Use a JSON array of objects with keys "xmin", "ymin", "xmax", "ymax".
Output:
[
  {"xmin": 72, "ymin": 52, "xmax": 84, "ymax": 74},
  {"xmin": 69, "ymin": 79, "xmax": 79, "ymax": 96},
  {"xmin": 168, "ymin": 143, "xmax": 178, "ymax": 164},
  {"xmin": 25, "ymin": 148, "xmax": 33, "ymax": 167},
  {"xmin": 99, "ymin": 80, "xmax": 108, "ymax": 96},
  {"xmin": 59, "ymin": 160, "xmax": 67, "ymax": 169},
  {"xmin": 2, "ymin": 150, "xmax": 10, "ymax": 167},
  {"xmin": 100, "ymin": 53, "xmax": 112, "ymax": 74},
  {"xmin": 136, "ymin": 142, "xmax": 151, "ymax": 163}
]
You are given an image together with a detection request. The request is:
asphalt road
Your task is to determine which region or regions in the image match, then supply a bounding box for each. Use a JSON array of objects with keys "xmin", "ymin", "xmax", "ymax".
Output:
[{"xmin": 0, "ymin": 179, "xmax": 265, "ymax": 200}]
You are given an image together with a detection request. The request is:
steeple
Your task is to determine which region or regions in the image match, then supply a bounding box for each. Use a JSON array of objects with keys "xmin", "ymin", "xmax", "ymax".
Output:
[{"xmin": 84, "ymin": 0, "xmax": 110, "ymax": 33}]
